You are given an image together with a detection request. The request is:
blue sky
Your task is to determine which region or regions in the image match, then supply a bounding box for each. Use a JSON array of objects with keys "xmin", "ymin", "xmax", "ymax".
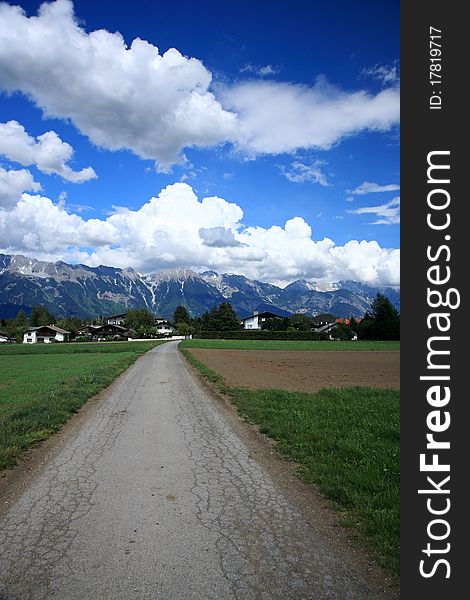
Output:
[{"xmin": 0, "ymin": 0, "xmax": 400, "ymax": 287}]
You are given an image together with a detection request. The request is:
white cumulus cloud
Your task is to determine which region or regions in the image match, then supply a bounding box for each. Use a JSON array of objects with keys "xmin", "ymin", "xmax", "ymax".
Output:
[
  {"xmin": 0, "ymin": 166, "xmax": 42, "ymax": 208},
  {"xmin": 220, "ymin": 77, "xmax": 400, "ymax": 155},
  {"xmin": 0, "ymin": 182, "xmax": 399, "ymax": 286},
  {"xmin": 0, "ymin": 1, "xmax": 400, "ymax": 170},
  {"xmin": 0, "ymin": 0, "xmax": 238, "ymax": 172},
  {"xmin": 0, "ymin": 192, "xmax": 118, "ymax": 252},
  {"xmin": 0, "ymin": 120, "xmax": 96, "ymax": 183}
]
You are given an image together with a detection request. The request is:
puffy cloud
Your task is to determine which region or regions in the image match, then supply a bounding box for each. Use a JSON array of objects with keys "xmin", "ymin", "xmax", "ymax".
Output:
[
  {"xmin": 0, "ymin": 120, "xmax": 96, "ymax": 183},
  {"xmin": 0, "ymin": 166, "xmax": 41, "ymax": 208},
  {"xmin": 0, "ymin": 192, "xmax": 118, "ymax": 252},
  {"xmin": 350, "ymin": 181, "xmax": 400, "ymax": 195},
  {"xmin": 280, "ymin": 160, "xmax": 329, "ymax": 186},
  {"xmin": 0, "ymin": 0, "xmax": 237, "ymax": 172},
  {"xmin": 0, "ymin": 1, "xmax": 399, "ymax": 170},
  {"xmin": 0, "ymin": 182, "xmax": 399, "ymax": 286},
  {"xmin": 220, "ymin": 77, "xmax": 400, "ymax": 155},
  {"xmin": 199, "ymin": 227, "xmax": 243, "ymax": 248},
  {"xmin": 330, "ymin": 239, "xmax": 399, "ymax": 284},
  {"xmin": 348, "ymin": 197, "xmax": 400, "ymax": 225}
]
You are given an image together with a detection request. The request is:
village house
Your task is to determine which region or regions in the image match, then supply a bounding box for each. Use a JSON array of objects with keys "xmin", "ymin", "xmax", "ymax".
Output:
[
  {"xmin": 334, "ymin": 317, "xmax": 362, "ymax": 340},
  {"xmin": 90, "ymin": 324, "xmax": 129, "ymax": 341},
  {"xmin": 105, "ymin": 313, "xmax": 127, "ymax": 326},
  {"xmin": 23, "ymin": 324, "xmax": 70, "ymax": 344},
  {"xmin": 79, "ymin": 313, "xmax": 176, "ymax": 339},
  {"xmin": 311, "ymin": 317, "xmax": 362, "ymax": 341},
  {"xmin": 240, "ymin": 310, "xmax": 283, "ymax": 330},
  {"xmin": 155, "ymin": 320, "xmax": 175, "ymax": 335},
  {"xmin": 75, "ymin": 323, "xmax": 129, "ymax": 341},
  {"xmin": 311, "ymin": 321, "xmax": 337, "ymax": 335},
  {"xmin": 335, "ymin": 317, "xmax": 363, "ymax": 326},
  {"xmin": 76, "ymin": 324, "xmax": 101, "ymax": 336},
  {"xmin": 0, "ymin": 330, "xmax": 15, "ymax": 343}
]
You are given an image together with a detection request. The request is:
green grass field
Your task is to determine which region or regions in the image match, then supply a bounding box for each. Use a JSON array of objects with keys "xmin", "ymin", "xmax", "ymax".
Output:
[
  {"xmin": 0, "ymin": 341, "xmax": 159, "ymax": 356},
  {"xmin": 0, "ymin": 341, "xmax": 164, "ymax": 470},
  {"xmin": 180, "ymin": 339, "xmax": 400, "ymax": 351},
  {"xmin": 181, "ymin": 347, "xmax": 400, "ymax": 577}
]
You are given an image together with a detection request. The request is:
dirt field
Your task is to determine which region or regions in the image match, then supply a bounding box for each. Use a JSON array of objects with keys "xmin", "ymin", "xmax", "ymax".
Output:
[{"xmin": 187, "ymin": 349, "xmax": 400, "ymax": 393}]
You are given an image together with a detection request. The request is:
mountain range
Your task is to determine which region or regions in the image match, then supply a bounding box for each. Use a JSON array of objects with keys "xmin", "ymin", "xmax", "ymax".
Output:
[{"xmin": 0, "ymin": 253, "xmax": 400, "ymax": 320}]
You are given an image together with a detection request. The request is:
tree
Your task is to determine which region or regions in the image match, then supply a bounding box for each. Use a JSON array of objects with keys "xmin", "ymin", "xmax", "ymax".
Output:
[
  {"xmin": 199, "ymin": 307, "xmax": 215, "ymax": 330},
  {"xmin": 348, "ymin": 316, "xmax": 359, "ymax": 339},
  {"xmin": 262, "ymin": 316, "xmax": 289, "ymax": 331},
  {"xmin": 370, "ymin": 293, "xmax": 400, "ymax": 340},
  {"xmin": 357, "ymin": 311, "xmax": 374, "ymax": 340},
  {"xmin": 358, "ymin": 294, "xmax": 400, "ymax": 340},
  {"xmin": 348, "ymin": 316, "xmax": 358, "ymax": 330},
  {"xmin": 191, "ymin": 315, "xmax": 203, "ymax": 335},
  {"xmin": 124, "ymin": 308, "xmax": 155, "ymax": 330},
  {"xmin": 288, "ymin": 314, "xmax": 313, "ymax": 331},
  {"xmin": 332, "ymin": 322, "xmax": 353, "ymax": 340},
  {"xmin": 173, "ymin": 305, "xmax": 190, "ymax": 325},
  {"xmin": 56, "ymin": 316, "xmax": 82, "ymax": 337},
  {"xmin": 124, "ymin": 309, "xmax": 156, "ymax": 338},
  {"xmin": 216, "ymin": 302, "xmax": 241, "ymax": 331},
  {"xmin": 199, "ymin": 302, "xmax": 240, "ymax": 331},
  {"xmin": 5, "ymin": 309, "xmax": 30, "ymax": 342},
  {"xmin": 14, "ymin": 308, "xmax": 29, "ymax": 328},
  {"xmin": 200, "ymin": 305, "xmax": 221, "ymax": 330},
  {"xmin": 176, "ymin": 321, "xmax": 192, "ymax": 337},
  {"xmin": 30, "ymin": 305, "xmax": 56, "ymax": 326}
]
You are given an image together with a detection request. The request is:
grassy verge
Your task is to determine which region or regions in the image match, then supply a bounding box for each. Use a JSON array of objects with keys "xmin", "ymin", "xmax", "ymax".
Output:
[
  {"xmin": 0, "ymin": 341, "xmax": 164, "ymax": 471},
  {"xmin": 181, "ymin": 347, "xmax": 400, "ymax": 577},
  {"xmin": 180, "ymin": 339, "xmax": 400, "ymax": 351},
  {"xmin": 0, "ymin": 340, "xmax": 162, "ymax": 356}
]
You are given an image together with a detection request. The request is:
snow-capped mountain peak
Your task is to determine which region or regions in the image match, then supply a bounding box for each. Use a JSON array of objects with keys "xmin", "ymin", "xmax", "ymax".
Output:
[{"xmin": 0, "ymin": 253, "xmax": 400, "ymax": 319}]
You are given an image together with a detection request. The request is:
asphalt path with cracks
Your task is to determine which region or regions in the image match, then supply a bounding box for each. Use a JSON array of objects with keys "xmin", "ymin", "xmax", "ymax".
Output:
[{"xmin": 0, "ymin": 342, "xmax": 398, "ymax": 599}]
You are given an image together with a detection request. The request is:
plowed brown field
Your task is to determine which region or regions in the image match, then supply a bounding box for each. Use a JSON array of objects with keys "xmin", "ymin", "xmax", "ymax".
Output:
[{"xmin": 187, "ymin": 349, "xmax": 400, "ymax": 393}]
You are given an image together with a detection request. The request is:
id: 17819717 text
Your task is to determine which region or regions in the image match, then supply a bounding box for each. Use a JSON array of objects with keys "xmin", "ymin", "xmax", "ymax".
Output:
[{"xmin": 429, "ymin": 26, "xmax": 443, "ymax": 110}]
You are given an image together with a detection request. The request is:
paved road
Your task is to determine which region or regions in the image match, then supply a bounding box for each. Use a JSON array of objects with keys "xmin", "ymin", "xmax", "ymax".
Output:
[{"xmin": 0, "ymin": 342, "xmax": 396, "ymax": 600}]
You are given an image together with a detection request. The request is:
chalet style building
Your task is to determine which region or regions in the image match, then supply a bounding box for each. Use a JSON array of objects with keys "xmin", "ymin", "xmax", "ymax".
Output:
[
  {"xmin": 92, "ymin": 324, "xmax": 128, "ymax": 340},
  {"xmin": 77, "ymin": 312, "xmax": 175, "ymax": 340},
  {"xmin": 105, "ymin": 313, "xmax": 127, "ymax": 326},
  {"xmin": 156, "ymin": 320, "xmax": 175, "ymax": 335},
  {"xmin": 77, "ymin": 323, "xmax": 129, "ymax": 340},
  {"xmin": 23, "ymin": 324, "xmax": 70, "ymax": 344},
  {"xmin": 240, "ymin": 310, "xmax": 283, "ymax": 330},
  {"xmin": 76, "ymin": 324, "xmax": 100, "ymax": 336}
]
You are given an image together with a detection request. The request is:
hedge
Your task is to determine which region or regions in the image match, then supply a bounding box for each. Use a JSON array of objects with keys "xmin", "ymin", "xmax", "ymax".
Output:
[{"xmin": 193, "ymin": 330, "xmax": 328, "ymax": 340}]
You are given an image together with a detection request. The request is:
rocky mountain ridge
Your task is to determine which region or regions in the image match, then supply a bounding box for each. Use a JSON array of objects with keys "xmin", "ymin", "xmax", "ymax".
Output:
[{"xmin": 0, "ymin": 253, "xmax": 400, "ymax": 319}]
